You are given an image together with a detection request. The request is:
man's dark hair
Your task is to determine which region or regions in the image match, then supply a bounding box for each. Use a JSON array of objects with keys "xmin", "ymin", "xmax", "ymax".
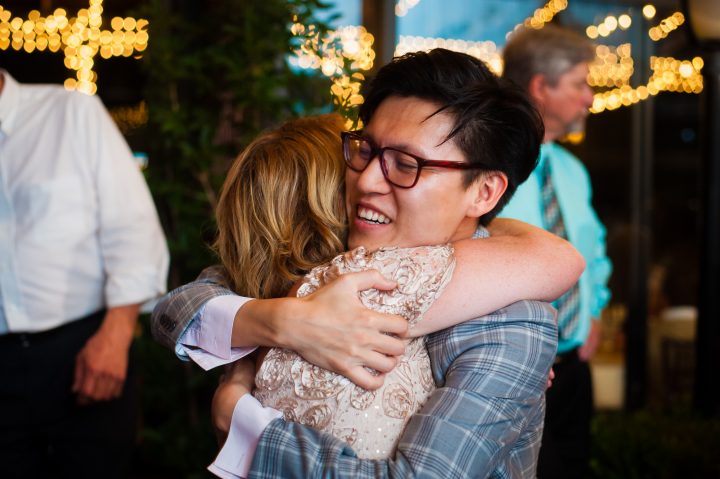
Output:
[{"xmin": 359, "ymin": 48, "xmax": 544, "ymax": 225}]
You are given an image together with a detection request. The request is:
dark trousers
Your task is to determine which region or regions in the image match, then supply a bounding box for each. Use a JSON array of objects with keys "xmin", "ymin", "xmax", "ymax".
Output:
[
  {"xmin": 0, "ymin": 311, "xmax": 139, "ymax": 479},
  {"xmin": 537, "ymin": 348, "xmax": 593, "ymax": 479}
]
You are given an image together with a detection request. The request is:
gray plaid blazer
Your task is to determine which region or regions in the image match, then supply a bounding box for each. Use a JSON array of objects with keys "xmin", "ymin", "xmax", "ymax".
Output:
[
  {"xmin": 248, "ymin": 300, "xmax": 557, "ymax": 479},
  {"xmin": 150, "ymin": 270, "xmax": 557, "ymax": 478},
  {"xmin": 151, "ymin": 266, "xmax": 235, "ymax": 351}
]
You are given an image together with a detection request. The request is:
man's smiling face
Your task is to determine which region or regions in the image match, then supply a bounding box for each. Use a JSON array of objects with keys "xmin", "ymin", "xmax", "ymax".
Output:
[{"xmin": 345, "ymin": 95, "xmax": 483, "ymax": 251}]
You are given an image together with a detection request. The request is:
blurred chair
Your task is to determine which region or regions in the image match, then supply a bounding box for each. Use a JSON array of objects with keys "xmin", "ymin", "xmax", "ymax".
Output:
[{"xmin": 658, "ymin": 306, "xmax": 697, "ymax": 406}]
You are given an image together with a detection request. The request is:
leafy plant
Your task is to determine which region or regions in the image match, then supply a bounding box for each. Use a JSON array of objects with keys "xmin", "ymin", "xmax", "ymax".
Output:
[
  {"xmin": 129, "ymin": 1, "xmax": 338, "ymax": 475},
  {"xmin": 137, "ymin": 0, "xmax": 336, "ymax": 287},
  {"xmin": 590, "ymin": 410, "xmax": 720, "ymax": 479}
]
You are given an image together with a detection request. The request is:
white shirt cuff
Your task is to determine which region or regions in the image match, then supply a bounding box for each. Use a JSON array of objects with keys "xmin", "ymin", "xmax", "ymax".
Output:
[
  {"xmin": 179, "ymin": 295, "xmax": 257, "ymax": 370},
  {"xmin": 208, "ymin": 394, "xmax": 283, "ymax": 478}
]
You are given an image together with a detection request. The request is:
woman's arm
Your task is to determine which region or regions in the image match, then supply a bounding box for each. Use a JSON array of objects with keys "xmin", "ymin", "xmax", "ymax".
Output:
[
  {"xmin": 411, "ymin": 218, "xmax": 584, "ymax": 337},
  {"xmin": 151, "ymin": 266, "xmax": 409, "ymax": 390},
  {"xmin": 232, "ymin": 270, "xmax": 408, "ymax": 389}
]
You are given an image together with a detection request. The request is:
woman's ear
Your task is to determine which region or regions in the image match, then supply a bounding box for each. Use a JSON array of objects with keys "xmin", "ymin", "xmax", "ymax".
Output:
[{"xmin": 465, "ymin": 171, "xmax": 508, "ymax": 218}]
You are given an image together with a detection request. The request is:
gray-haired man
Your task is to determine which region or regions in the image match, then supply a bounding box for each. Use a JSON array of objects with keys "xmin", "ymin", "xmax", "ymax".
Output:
[{"xmin": 501, "ymin": 25, "xmax": 613, "ymax": 479}]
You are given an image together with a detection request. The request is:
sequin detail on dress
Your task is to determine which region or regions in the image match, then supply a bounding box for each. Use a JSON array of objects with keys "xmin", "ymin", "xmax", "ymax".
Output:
[{"xmin": 253, "ymin": 245, "xmax": 455, "ymax": 459}]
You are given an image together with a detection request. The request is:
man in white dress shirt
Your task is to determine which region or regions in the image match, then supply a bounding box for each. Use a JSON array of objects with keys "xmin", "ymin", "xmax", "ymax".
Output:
[{"xmin": 0, "ymin": 71, "xmax": 169, "ymax": 478}]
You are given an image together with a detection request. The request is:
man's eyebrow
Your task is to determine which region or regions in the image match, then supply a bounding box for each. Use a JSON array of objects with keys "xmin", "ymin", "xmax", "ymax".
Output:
[
  {"xmin": 363, "ymin": 129, "xmax": 433, "ymax": 159},
  {"xmin": 359, "ymin": 131, "xmax": 376, "ymax": 142},
  {"xmin": 374, "ymin": 136, "xmax": 418, "ymax": 155}
]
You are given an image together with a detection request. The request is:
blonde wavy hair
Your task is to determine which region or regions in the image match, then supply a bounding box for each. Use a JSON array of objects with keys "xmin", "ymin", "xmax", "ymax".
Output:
[{"xmin": 214, "ymin": 114, "xmax": 347, "ymax": 299}]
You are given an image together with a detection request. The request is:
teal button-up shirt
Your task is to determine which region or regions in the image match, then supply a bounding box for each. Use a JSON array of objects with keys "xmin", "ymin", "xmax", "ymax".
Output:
[{"xmin": 500, "ymin": 142, "xmax": 612, "ymax": 353}]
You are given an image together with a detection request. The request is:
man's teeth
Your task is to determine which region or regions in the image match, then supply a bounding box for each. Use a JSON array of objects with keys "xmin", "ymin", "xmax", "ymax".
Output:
[{"xmin": 358, "ymin": 208, "xmax": 390, "ymax": 224}]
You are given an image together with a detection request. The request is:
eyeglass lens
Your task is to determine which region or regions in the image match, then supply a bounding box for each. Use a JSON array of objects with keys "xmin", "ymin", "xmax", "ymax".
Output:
[{"xmin": 344, "ymin": 135, "xmax": 420, "ymax": 188}]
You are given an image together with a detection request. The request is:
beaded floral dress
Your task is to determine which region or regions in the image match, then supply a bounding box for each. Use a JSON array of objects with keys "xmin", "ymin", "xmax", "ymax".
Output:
[{"xmin": 253, "ymin": 245, "xmax": 455, "ymax": 459}]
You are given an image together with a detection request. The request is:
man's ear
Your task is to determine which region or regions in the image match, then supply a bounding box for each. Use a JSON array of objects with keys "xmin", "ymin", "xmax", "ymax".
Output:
[
  {"xmin": 528, "ymin": 73, "xmax": 549, "ymax": 108},
  {"xmin": 465, "ymin": 171, "xmax": 508, "ymax": 218}
]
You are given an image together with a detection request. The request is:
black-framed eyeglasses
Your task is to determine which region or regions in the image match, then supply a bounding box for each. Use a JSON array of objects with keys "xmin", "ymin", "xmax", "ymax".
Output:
[{"xmin": 341, "ymin": 131, "xmax": 483, "ymax": 189}]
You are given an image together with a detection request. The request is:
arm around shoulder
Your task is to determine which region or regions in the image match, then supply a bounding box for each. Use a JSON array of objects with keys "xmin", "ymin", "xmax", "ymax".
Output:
[
  {"xmin": 480, "ymin": 218, "xmax": 584, "ymax": 301},
  {"xmin": 152, "ymin": 267, "xmax": 408, "ymax": 390},
  {"xmin": 415, "ymin": 218, "xmax": 583, "ymax": 336},
  {"xmin": 151, "ymin": 266, "xmax": 237, "ymax": 351}
]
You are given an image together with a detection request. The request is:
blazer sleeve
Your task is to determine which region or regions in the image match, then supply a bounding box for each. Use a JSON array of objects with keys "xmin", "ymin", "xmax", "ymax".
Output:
[
  {"xmin": 150, "ymin": 265, "xmax": 236, "ymax": 351},
  {"xmin": 247, "ymin": 300, "xmax": 557, "ymax": 479}
]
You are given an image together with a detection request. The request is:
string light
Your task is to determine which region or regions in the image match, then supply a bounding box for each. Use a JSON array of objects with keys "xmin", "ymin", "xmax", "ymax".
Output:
[
  {"xmin": 290, "ymin": 20, "xmax": 375, "ymax": 126},
  {"xmin": 504, "ymin": 0, "xmax": 568, "ymax": 43},
  {"xmin": 648, "ymin": 11, "xmax": 684, "ymax": 41},
  {"xmin": 396, "ymin": 0, "xmax": 421, "ymax": 18},
  {"xmin": 586, "ymin": 13, "xmax": 632, "ymax": 39},
  {"xmin": 291, "ymin": 0, "xmax": 703, "ymax": 122},
  {"xmin": 647, "ymin": 56, "xmax": 703, "ymax": 93},
  {"xmin": 642, "ymin": 4, "xmax": 657, "ymax": 20},
  {"xmin": 618, "ymin": 14, "xmax": 632, "ymax": 29},
  {"xmin": 521, "ymin": 0, "xmax": 568, "ymax": 30},
  {"xmin": 580, "ymin": 7, "xmax": 699, "ymax": 115},
  {"xmin": 588, "ymin": 43, "xmax": 634, "ymax": 87},
  {"xmin": 590, "ymin": 55, "xmax": 703, "ymax": 113},
  {"xmin": 395, "ymin": 35, "xmax": 502, "ymax": 74},
  {"xmin": 0, "ymin": 2, "xmax": 148, "ymax": 95}
]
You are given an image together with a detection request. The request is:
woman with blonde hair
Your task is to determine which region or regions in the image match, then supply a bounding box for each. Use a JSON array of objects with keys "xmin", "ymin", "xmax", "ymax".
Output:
[
  {"xmin": 207, "ymin": 113, "xmax": 582, "ymax": 458},
  {"xmin": 215, "ymin": 113, "xmax": 347, "ymax": 300}
]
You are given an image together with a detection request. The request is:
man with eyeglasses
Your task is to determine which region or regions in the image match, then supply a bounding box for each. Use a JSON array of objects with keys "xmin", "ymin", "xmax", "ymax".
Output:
[{"xmin": 153, "ymin": 49, "xmax": 570, "ymax": 478}]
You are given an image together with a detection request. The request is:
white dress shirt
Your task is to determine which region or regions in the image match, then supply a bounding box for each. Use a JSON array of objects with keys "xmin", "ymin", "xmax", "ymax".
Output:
[
  {"xmin": 171, "ymin": 295, "xmax": 268, "ymax": 478},
  {"xmin": 209, "ymin": 394, "xmax": 282, "ymax": 479},
  {"xmin": 0, "ymin": 71, "xmax": 169, "ymax": 333},
  {"xmin": 179, "ymin": 295, "xmax": 256, "ymax": 369}
]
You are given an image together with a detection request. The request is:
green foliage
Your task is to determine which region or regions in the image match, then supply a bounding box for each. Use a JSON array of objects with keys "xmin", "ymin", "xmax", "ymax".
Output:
[
  {"xmin": 136, "ymin": 0, "xmax": 335, "ymax": 286},
  {"xmin": 129, "ymin": 2, "xmax": 337, "ymax": 475},
  {"xmin": 590, "ymin": 410, "xmax": 720, "ymax": 479},
  {"xmin": 134, "ymin": 316, "xmax": 221, "ymax": 477}
]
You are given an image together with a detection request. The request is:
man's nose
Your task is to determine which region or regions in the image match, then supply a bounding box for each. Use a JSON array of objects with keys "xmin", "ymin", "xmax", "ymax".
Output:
[{"xmin": 355, "ymin": 155, "xmax": 392, "ymax": 193}]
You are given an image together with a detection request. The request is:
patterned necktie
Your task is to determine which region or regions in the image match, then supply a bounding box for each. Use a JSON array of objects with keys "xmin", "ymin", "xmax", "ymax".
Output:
[{"xmin": 541, "ymin": 157, "xmax": 581, "ymax": 342}]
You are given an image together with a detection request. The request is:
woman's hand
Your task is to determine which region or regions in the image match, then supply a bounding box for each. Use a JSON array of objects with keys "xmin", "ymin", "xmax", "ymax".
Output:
[
  {"xmin": 235, "ymin": 269, "xmax": 408, "ymax": 390},
  {"xmin": 212, "ymin": 357, "xmax": 256, "ymax": 444},
  {"xmin": 547, "ymin": 367, "xmax": 556, "ymax": 390}
]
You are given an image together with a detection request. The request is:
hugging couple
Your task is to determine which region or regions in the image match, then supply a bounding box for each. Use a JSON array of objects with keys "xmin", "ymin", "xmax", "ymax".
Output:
[{"xmin": 152, "ymin": 48, "xmax": 584, "ymax": 478}]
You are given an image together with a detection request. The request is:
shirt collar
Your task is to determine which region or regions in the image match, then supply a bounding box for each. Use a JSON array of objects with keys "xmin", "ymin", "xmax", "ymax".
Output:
[
  {"xmin": 472, "ymin": 225, "xmax": 489, "ymax": 239},
  {"xmin": 538, "ymin": 142, "xmax": 554, "ymax": 170},
  {"xmin": 0, "ymin": 70, "xmax": 21, "ymax": 136}
]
